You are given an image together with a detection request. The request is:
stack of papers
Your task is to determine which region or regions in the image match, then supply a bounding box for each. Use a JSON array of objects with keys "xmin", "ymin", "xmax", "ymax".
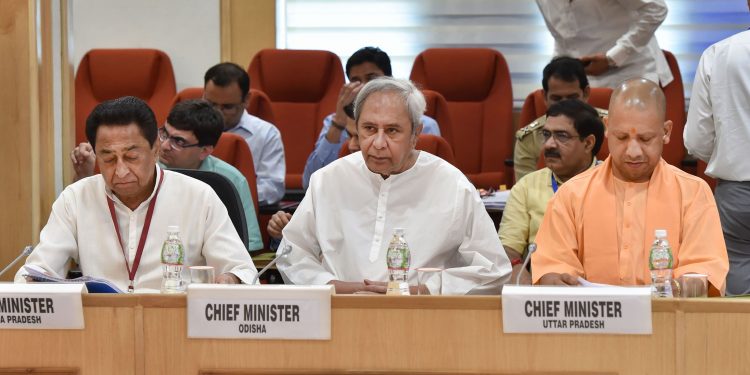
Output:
[
  {"xmin": 22, "ymin": 265, "xmax": 123, "ymax": 293},
  {"xmin": 482, "ymin": 190, "xmax": 511, "ymax": 210}
]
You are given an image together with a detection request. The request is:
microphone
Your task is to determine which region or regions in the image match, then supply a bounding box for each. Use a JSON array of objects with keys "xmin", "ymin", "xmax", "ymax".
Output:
[
  {"xmin": 515, "ymin": 243, "xmax": 537, "ymax": 286},
  {"xmin": 252, "ymin": 244, "xmax": 292, "ymax": 285},
  {"xmin": 0, "ymin": 245, "xmax": 34, "ymax": 278}
]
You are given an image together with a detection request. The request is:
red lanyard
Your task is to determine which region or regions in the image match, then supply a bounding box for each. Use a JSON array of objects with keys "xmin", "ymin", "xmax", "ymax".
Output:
[{"xmin": 106, "ymin": 169, "xmax": 165, "ymax": 293}]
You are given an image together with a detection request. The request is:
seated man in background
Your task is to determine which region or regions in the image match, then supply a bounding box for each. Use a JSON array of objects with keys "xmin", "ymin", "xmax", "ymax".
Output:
[
  {"xmin": 267, "ymin": 104, "xmax": 360, "ymax": 243},
  {"xmin": 514, "ymin": 56, "xmax": 608, "ymax": 181},
  {"xmin": 301, "ymin": 46, "xmax": 441, "ymax": 189},
  {"xmin": 531, "ymin": 78, "xmax": 728, "ymax": 295},
  {"xmin": 71, "ymin": 100, "xmax": 263, "ymax": 252},
  {"xmin": 278, "ymin": 77, "xmax": 511, "ymax": 295},
  {"xmin": 500, "ymin": 100, "xmax": 605, "ymax": 284},
  {"xmin": 204, "ymin": 62, "xmax": 285, "ymax": 205},
  {"xmin": 19, "ymin": 96, "xmax": 256, "ymax": 290}
]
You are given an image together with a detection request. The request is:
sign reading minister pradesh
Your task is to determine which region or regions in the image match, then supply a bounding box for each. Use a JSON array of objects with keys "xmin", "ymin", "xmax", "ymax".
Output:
[
  {"xmin": 187, "ymin": 285, "xmax": 332, "ymax": 340},
  {"xmin": 502, "ymin": 286, "xmax": 652, "ymax": 334},
  {"xmin": 0, "ymin": 284, "xmax": 85, "ymax": 329}
]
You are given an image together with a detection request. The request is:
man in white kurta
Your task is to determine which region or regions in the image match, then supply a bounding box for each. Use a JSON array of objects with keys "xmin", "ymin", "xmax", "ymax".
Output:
[
  {"xmin": 536, "ymin": 0, "xmax": 673, "ymax": 88},
  {"xmin": 277, "ymin": 77, "xmax": 511, "ymax": 295},
  {"xmin": 15, "ymin": 96, "xmax": 257, "ymax": 291}
]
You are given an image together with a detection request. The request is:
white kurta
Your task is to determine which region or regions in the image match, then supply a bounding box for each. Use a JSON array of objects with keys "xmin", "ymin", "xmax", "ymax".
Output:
[
  {"xmin": 684, "ymin": 30, "xmax": 750, "ymax": 182},
  {"xmin": 15, "ymin": 165, "xmax": 257, "ymax": 291},
  {"xmin": 536, "ymin": 0, "xmax": 673, "ymax": 88},
  {"xmin": 278, "ymin": 151, "xmax": 511, "ymax": 295}
]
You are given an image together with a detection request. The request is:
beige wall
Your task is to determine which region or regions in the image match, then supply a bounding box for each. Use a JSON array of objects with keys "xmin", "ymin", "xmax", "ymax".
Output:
[{"xmin": 221, "ymin": 0, "xmax": 276, "ymax": 69}]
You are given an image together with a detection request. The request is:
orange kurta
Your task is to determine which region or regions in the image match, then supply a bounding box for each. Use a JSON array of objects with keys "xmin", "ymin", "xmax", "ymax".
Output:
[{"xmin": 531, "ymin": 157, "xmax": 728, "ymax": 295}]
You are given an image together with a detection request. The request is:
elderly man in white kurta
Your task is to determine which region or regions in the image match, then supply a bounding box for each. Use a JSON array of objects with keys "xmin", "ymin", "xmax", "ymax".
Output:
[
  {"xmin": 277, "ymin": 77, "xmax": 511, "ymax": 295},
  {"xmin": 15, "ymin": 96, "xmax": 257, "ymax": 292}
]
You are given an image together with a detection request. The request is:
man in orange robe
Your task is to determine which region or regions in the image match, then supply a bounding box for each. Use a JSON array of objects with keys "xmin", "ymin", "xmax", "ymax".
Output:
[{"xmin": 532, "ymin": 78, "xmax": 728, "ymax": 296}]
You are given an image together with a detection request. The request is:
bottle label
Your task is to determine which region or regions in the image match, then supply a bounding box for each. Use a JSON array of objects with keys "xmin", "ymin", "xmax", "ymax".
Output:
[
  {"xmin": 161, "ymin": 243, "xmax": 184, "ymax": 265},
  {"xmin": 386, "ymin": 248, "xmax": 409, "ymax": 270}
]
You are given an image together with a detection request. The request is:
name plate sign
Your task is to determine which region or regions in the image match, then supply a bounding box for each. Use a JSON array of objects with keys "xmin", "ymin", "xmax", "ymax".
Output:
[
  {"xmin": 0, "ymin": 283, "xmax": 85, "ymax": 329},
  {"xmin": 502, "ymin": 286, "xmax": 652, "ymax": 334},
  {"xmin": 187, "ymin": 284, "xmax": 332, "ymax": 340}
]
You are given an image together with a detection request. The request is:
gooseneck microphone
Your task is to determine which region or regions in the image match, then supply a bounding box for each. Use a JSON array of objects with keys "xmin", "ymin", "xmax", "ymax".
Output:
[
  {"xmin": 0, "ymin": 245, "xmax": 34, "ymax": 278},
  {"xmin": 252, "ymin": 244, "xmax": 292, "ymax": 285},
  {"xmin": 515, "ymin": 243, "xmax": 537, "ymax": 286}
]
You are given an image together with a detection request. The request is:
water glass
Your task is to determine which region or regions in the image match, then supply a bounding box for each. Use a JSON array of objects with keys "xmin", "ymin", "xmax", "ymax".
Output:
[
  {"xmin": 189, "ymin": 266, "xmax": 215, "ymax": 284},
  {"xmin": 680, "ymin": 274, "xmax": 708, "ymax": 298},
  {"xmin": 417, "ymin": 268, "xmax": 442, "ymax": 295}
]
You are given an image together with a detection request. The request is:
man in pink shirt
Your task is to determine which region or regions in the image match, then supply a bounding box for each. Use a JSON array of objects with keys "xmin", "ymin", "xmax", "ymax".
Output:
[{"xmin": 532, "ymin": 78, "xmax": 728, "ymax": 296}]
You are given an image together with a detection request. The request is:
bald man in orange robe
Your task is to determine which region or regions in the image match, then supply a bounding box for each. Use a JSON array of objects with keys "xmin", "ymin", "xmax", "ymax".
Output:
[{"xmin": 532, "ymin": 78, "xmax": 728, "ymax": 296}]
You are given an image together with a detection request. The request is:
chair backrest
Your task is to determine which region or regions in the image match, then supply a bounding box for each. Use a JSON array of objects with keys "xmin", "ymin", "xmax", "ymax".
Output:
[
  {"xmin": 212, "ymin": 132, "xmax": 259, "ymax": 215},
  {"xmin": 339, "ymin": 134, "xmax": 457, "ymax": 166},
  {"xmin": 169, "ymin": 169, "xmax": 248, "ymax": 249},
  {"xmin": 169, "ymin": 87, "xmax": 276, "ymax": 125},
  {"xmin": 248, "ymin": 49, "xmax": 345, "ymax": 189},
  {"xmin": 410, "ymin": 48, "xmax": 514, "ymax": 188},
  {"xmin": 661, "ymin": 50, "xmax": 686, "ymax": 168},
  {"xmin": 75, "ymin": 49, "xmax": 176, "ymax": 145},
  {"xmin": 421, "ymin": 89, "xmax": 453, "ymax": 143},
  {"xmin": 518, "ymin": 88, "xmax": 613, "ymax": 130}
]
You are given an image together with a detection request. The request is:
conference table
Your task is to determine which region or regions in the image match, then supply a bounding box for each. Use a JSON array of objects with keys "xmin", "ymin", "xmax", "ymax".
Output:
[{"xmin": 0, "ymin": 294, "xmax": 748, "ymax": 374}]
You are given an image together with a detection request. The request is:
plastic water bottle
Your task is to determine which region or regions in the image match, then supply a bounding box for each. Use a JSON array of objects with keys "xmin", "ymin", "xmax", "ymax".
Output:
[
  {"xmin": 649, "ymin": 229, "xmax": 674, "ymax": 298},
  {"xmin": 386, "ymin": 228, "xmax": 411, "ymax": 295},
  {"xmin": 160, "ymin": 225, "xmax": 185, "ymax": 293}
]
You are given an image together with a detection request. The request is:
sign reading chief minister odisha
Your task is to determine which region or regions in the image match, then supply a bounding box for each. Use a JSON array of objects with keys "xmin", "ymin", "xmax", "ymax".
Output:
[
  {"xmin": 187, "ymin": 285, "xmax": 332, "ymax": 340},
  {"xmin": 502, "ymin": 285, "xmax": 652, "ymax": 334},
  {"xmin": 0, "ymin": 284, "xmax": 85, "ymax": 329}
]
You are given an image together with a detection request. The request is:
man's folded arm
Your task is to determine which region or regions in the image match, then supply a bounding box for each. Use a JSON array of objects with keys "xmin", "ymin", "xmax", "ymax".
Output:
[
  {"xmin": 442, "ymin": 189, "xmax": 511, "ymax": 295},
  {"xmin": 15, "ymin": 190, "xmax": 79, "ymax": 282},
  {"xmin": 276, "ymin": 195, "xmax": 336, "ymax": 286},
  {"xmin": 531, "ymin": 193, "xmax": 584, "ymax": 284},
  {"xmin": 673, "ymin": 183, "xmax": 729, "ymax": 296},
  {"xmin": 201, "ymin": 191, "xmax": 258, "ymax": 284}
]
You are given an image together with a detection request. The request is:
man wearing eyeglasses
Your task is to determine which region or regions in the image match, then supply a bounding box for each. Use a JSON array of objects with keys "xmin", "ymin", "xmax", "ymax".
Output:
[
  {"xmin": 514, "ymin": 56, "xmax": 608, "ymax": 182},
  {"xmin": 203, "ymin": 62, "xmax": 285, "ymax": 205},
  {"xmin": 71, "ymin": 100, "xmax": 263, "ymax": 252},
  {"xmin": 28, "ymin": 97, "xmax": 257, "ymax": 291},
  {"xmin": 500, "ymin": 99, "xmax": 604, "ymax": 284}
]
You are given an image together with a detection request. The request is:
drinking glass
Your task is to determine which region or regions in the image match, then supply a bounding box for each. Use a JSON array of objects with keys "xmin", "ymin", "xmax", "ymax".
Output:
[{"xmin": 189, "ymin": 266, "xmax": 215, "ymax": 284}]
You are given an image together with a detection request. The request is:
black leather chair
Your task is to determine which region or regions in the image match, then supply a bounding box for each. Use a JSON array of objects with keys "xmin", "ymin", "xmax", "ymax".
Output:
[{"xmin": 169, "ymin": 169, "xmax": 249, "ymax": 250}]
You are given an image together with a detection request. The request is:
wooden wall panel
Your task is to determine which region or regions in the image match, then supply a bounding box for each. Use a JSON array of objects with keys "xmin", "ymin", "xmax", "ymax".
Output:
[
  {"xmin": 0, "ymin": 0, "xmax": 58, "ymax": 280},
  {"xmin": 221, "ymin": 0, "xmax": 276, "ymax": 69},
  {"xmin": 0, "ymin": 0, "xmax": 37, "ymax": 280}
]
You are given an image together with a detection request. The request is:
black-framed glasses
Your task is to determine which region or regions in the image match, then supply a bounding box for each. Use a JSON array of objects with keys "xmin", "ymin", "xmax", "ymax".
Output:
[
  {"xmin": 158, "ymin": 127, "xmax": 202, "ymax": 151},
  {"xmin": 541, "ymin": 129, "xmax": 582, "ymax": 145}
]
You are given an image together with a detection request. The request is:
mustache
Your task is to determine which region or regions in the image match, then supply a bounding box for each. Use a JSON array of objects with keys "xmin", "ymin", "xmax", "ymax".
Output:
[{"xmin": 544, "ymin": 149, "xmax": 561, "ymax": 158}]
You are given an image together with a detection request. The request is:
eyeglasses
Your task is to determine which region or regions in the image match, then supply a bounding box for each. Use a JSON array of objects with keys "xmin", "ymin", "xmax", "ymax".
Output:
[
  {"xmin": 205, "ymin": 100, "xmax": 245, "ymax": 114},
  {"xmin": 158, "ymin": 127, "xmax": 202, "ymax": 151},
  {"xmin": 541, "ymin": 129, "xmax": 582, "ymax": 145}
]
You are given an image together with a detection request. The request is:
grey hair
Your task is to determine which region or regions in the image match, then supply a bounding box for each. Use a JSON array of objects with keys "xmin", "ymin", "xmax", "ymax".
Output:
[{"xmin": 353, "ymin": 77, "xmax": 426, "ymax": 134}]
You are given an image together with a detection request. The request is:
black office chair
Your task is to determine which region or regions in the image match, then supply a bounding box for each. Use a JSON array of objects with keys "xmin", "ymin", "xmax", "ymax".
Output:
[{"xmin": 169, "ymin": 169, "xmax": 249, "ymax": 250}]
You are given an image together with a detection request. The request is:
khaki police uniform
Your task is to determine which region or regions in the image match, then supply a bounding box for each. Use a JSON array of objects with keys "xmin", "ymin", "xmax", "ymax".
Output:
[{"xmin": 513, "ymin": 107, "xmax": 608, "ymax": 182}]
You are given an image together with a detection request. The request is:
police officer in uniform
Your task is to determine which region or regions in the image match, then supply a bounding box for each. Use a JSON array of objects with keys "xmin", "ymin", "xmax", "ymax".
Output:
[{"xmin": 514, "ymin": 57, "xmax": 608, "ymax": 182}]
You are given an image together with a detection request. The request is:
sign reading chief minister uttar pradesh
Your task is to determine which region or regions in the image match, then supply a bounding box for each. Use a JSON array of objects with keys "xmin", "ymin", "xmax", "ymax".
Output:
[
  {"xmin": 187, "ymin": 284, "xmax": 332, "ymax": 340},
  {"xmin": 502, "ymin": 285, "xmax": 652, "ymax": 334}
]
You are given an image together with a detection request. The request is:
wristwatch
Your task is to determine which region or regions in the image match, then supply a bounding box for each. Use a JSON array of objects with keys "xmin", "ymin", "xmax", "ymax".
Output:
[{"xmin": 330, "ymin": 119, "xmax": 345, "ymax": 131}]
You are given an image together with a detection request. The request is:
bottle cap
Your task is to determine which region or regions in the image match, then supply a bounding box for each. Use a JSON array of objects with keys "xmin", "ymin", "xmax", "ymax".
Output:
[
  {"xmin": 654, "ymin": 229, "xmax": 667, "ymax": 238},
  {"xmin": 167, "ymin": 225, "xmax": 180, "ymax": 233},
  {"xmin": 393, "ymin": 228, "xmax": 405, "ymax": 236}
]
